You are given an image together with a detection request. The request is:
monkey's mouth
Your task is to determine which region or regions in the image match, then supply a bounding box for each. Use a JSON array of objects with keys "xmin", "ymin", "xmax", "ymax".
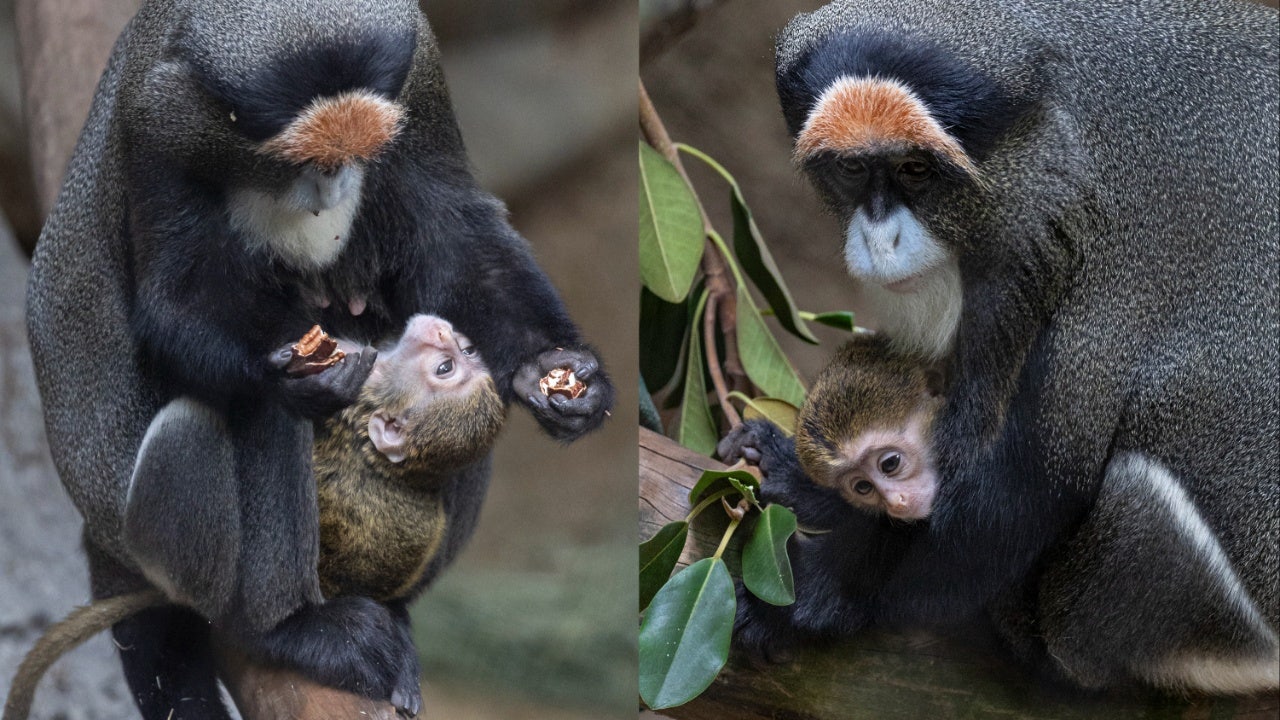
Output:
[{"xmin": 883, "ymin": 274, "xmax": 925, "ymax": 293}]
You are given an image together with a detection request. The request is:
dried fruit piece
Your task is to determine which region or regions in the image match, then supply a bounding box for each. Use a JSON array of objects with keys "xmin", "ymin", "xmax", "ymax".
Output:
[
  {"xmin": 286, "ymin": 325, "xmax": 346, "ymax": 377},
  {"xmin": 539, "ymin": 367, "xmax": 586, "ymax": 399}
]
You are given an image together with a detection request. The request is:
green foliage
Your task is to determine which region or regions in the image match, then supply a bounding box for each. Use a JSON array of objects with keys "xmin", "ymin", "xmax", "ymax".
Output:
[
  {"xmin": 741, "ymin": 504, "xmax": 798, "ymax": 606},
  {"xmin": 731, "ymin": 393, "xmax": 800, "ymax": 436},
  {"xmin": 735, "ymin": 286, "xmax": 807, "ymax": 407},
  {"xmin": 639, "ymin": 143, "xmax": 704, "ymax": 303},
  {"xmin": 637, "ymin": 139, "xmax": 860, "ymax": 710},
  {"xmin": 639, "ymin": 521, "xmax": 688, "ymax": 612},
  {"xmin": 679, "ymin": 144, "xmax": 818, "ymax": 345},
  {"xmin": 638, "ymin": 558, "xmax": 736, "ymax": 710},
  {"xmin": 677, "ymin": 290, "xmax": 718, "ymax": 456},
  {"xmin": 806, "ymin": 310, "xmax": 858, "ymax": 332}
]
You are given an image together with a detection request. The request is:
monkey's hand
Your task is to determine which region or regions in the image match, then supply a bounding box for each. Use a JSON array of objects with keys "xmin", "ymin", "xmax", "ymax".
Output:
[
  {"xmin": 268, "ymin": 343, "xmax": 378, "ymax": 419},
  {"xmin": 513, "ymin": 346, "xmax": 614, "ymax": 441},
  {"xmin": 717, "ymin": 419, "xmax": 794, "ymax": 479},
  {"xmin": 719, "ymin": 420, "xmax": 854, "ymax": 529}
]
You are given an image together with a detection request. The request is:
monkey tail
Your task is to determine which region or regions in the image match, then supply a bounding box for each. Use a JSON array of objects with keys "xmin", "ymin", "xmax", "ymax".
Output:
[{"xmin": 2, "ymin": 589, "xmax": 166, "ymax": 720}]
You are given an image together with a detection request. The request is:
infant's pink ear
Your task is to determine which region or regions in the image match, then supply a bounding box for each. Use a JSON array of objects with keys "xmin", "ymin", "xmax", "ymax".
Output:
[{"xmin": 368, "ymin": 412, "xmax": 407, "ymax": 463}]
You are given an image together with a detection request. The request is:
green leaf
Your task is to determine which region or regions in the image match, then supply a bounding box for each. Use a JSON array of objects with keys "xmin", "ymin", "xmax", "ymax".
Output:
[
  {"xmin": 640, "ymin": 287, "xmax": 690, "ymax": 392},
  {"xmin": 688, "ymin": 469, "xmax": 761, "ymax": 506},
  {"xmin": 805, "ymin": 310, "xmax": 858, "ymax": 333},
  {"xmin": 676, "ymin": 143, "xmax": 817, "ymax": 345},
  {"xmin": 741, "ymin": 504, "xmax": 798, "ymax": 606},
  {"xmin": 640, "ymin": 521, "xmax": 689, "ymax": 612},
  {"xmin": 729, "ymin": 190, "xmax": 818, "ymax": 344},
  {"xmin": 638, "ymin": 558, "xmax": 736, "ymax": 710},
  {"xmin": 732, "ymin": 393, "xmax": 801, "ymax": 436},
  {"xmin": 639, "ymin": 143, "xmax": 704, "ymax": 303},
  {"xmin": 735, "ymin": 286, "xmax": 807, "ymax": 407},
  {"xmin": 676, "ymin": 289, "xmax": 717, "ymax": 455}
]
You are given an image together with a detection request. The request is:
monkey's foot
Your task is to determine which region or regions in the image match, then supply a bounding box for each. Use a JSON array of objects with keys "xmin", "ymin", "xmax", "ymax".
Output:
[
  {"xmin": 733, "ymin": 581, "xmax": 798, "ymax": 666},
  {"xmin": 243, "ymin": 596, "xmax": 420, "ymax": 711}
]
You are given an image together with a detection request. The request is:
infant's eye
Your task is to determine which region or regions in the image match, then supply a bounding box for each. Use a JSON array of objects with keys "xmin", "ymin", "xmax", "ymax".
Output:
[
  {"xmin": 461, "ymin": 345, "xmax": 476, "ymax": 356},
  {"xmin": 853, "ymin": 480, "xmax": 874, "ymax": 495},
  {"xmin": 436, "ymin": 359, "xmax": 454, "ymax": 376},
  {"xmin": 879, "ymin": 452, "xmax": 902, "ymax": 475}
]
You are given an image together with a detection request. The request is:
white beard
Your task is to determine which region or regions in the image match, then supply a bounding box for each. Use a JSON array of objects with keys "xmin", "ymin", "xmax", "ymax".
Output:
[
  {"xmin": 855, "ymin": 255, "xmax": 962, "ymax": 360},
  {"xmin": 228, "ymin": 183, "xmax": 362, "ymax": 270}
]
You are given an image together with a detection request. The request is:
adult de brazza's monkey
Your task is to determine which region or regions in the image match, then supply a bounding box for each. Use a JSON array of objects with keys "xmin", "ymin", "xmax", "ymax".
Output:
[
  {"xmin": 25, "ymin": 0, "xmax": 613, "ymax": 717},
  {"xmin": 6, "ymin": 315, "xmax": 505, "ymax": 720},
  {"xmin": 729, "ymin": 0, "xmax": 1278, "ymax": 693}
]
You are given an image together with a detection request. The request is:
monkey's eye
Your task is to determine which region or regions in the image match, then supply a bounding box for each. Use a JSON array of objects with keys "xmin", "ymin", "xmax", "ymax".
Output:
[
  {"xmin": 853, "ymin": 480, "xmax": 875, "ymax": 495},
  {"xmin": 837, "ymin": 158, "xmax": 868, "ymax": 177},
  {"xmin": 896, "ymin": 160, "xmax": 932, "ymax": 188},
  {"xmin": 435, "ymin": 359, "xmax": 455, "ymax": 376},
  {"xmin": 461, "ymin": 345, "xmax": 476, "ymax": 357},
  {"xmin": 878, "ymin": 452, "xmax": 902, "ymax": 475}
]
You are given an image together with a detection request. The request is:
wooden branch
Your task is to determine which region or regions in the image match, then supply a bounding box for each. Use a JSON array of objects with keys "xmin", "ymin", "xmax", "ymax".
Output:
[
  {"xmin": 215, "ymin": 644, "xmax": 397, "ymax": 720},
  {"xmin": 638, "ymin": 427, "xmax": 1280, "ymax": 720}
]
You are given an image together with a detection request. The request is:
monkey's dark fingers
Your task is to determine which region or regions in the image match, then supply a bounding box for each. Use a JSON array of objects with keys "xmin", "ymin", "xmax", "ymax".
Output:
[
  {"xmin": 268, "ymin": 346, "xmax": 296, "ymax": 371},
  {"xmin": 531, "ymin": 346, "xmax": 601, "ymax": 380},
  {"xmin": 546, "ymin": 382, "xmax": 606, "ymax": 417},
  {"xmin": 277, "ymin": 346, "xmax": 378, "ymax": 418},
  {"xmin": 716, "ymin": 420, "xmax": 779, "ymax": 464}
]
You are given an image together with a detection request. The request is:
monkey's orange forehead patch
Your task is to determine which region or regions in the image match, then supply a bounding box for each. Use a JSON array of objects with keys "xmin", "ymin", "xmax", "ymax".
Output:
[
  {"xmin": 261, "ymin": 90, "xmax": 405, "ymax": 169},
  {"xmin": 795, "ymin": 76, "xmax": 977, "ymax": 176}
]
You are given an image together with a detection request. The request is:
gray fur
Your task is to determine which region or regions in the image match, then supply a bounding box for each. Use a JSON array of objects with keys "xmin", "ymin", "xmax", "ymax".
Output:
[
  {"xmin": 25, "ymin": 0, "xmax": 456, "ymax": 590},
  {"xmin": 777, "ymin": 0, "xmax": 1278, "ymax": 689}
]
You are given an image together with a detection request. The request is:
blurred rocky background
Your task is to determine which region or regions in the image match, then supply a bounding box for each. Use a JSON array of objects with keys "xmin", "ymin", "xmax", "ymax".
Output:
[{"xmin": 0, "ymin": 1, "xmax": 637, "ymax": 718}]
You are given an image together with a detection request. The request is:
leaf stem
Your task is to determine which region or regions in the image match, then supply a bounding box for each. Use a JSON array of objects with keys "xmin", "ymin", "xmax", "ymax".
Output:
[
  {"xmin": 685, "ymin": 487, "xmax": 735, "ymax": 523},
  {"xmin": 713, "ymin": 517, "xmax": 742, "ymax": 560}
]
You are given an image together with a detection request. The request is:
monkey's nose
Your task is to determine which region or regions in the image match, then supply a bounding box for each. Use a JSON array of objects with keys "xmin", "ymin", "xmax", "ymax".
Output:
[
  {"xmin": 406, "ymin": 315, "xmax": 456, "ymax": 347},
  {"xmin": 309, "ymin": 164, "xmax": 359, "ymax": 212}
]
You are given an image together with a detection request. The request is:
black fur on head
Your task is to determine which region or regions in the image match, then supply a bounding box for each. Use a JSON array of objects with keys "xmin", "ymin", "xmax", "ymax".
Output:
[
  {"xmin": 777, "ymin": 29, "xmax": 1030, "ymax": 165},
  {"xmin": 188, "ymin": 27, "xmax": 418, "ymax": 143}
]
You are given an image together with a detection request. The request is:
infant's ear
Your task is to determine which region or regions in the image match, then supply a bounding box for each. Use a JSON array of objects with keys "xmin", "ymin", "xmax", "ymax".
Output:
[{"xmin": 368, "ymin": 411, "xmax": 407, "ymax": 463}]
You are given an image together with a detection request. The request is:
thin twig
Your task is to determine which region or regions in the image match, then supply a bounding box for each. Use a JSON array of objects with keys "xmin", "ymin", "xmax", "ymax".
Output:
[{"xmin": 703, "ymin": 293, "xmax": 741, "ymax": 426}]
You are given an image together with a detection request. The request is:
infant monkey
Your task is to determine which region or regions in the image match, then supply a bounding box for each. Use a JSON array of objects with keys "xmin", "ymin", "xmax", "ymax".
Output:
[
  {"xmin": 795, "ymin": 335, "xmax": 943, "ymax": 521},
  {"xmin": 3, "ymin": 314, "xmax": 505, "ymax": 720},
  {"xmin": 310, "ymin": 313, "xmax": 506, "ymax": 600}
]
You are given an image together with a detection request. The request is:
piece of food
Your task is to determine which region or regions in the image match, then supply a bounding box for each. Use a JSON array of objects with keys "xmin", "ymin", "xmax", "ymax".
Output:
[
  {"xmin": 539, "ymin": 367, "xmax": 586, "ymax": 399},
  {"xmin": 286, "ymin": 325, "xmax": 346, "ymax": 376}
]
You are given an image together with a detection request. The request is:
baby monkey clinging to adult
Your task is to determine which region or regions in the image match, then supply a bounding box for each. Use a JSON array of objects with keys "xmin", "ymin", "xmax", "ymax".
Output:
[
  {"xmin": 795, "ymin": 335, "xmax": 943, "ymax": 521},
  {"xmin": 4, "ymin": 315, "xmax": 505, "ymax": 720},
  {"xmin": 309, "ymin": 313, "xmax": 506, "ymax": 601}
]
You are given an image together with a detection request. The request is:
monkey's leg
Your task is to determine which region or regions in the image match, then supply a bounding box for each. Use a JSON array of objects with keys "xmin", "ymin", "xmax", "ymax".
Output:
[
  {"xmin": 735, "ymin": 522, "xmax": 883, "ymax": 662},
  {"xmin": 123, "ymin": 398, "xmax": 240, "ymax": 620},
  {"xmin": 1036, "ymin": 452, "xmax": 1280, "ymax": 693},
  {"xmin": 85, "ymin": 540, "xmax": 233, "ymax": 720},
  {"xmin": 386, "ymin": 601, "xmax": 423, "ymax": 716},
  {"xmin": 223, "ymin": 402, "xmax": 419, "ymax": 708}
]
